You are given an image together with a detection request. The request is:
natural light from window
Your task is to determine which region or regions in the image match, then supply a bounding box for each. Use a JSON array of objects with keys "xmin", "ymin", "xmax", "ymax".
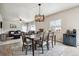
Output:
[
  {"xmin": 50, "ymin": 19, "xmax": 61, "ymax": 31},
  {"xmin": 22, "ymin": 25, "xmax": 27, "ymax": 32},
  {"xmin": 30, "ymin": 25, "xmax": 36, "ymax": 31}
]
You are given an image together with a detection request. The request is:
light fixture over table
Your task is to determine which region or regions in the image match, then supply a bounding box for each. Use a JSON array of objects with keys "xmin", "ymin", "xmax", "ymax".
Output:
[{"xmin": 35, "ymin": 4, "xmax": 45, "ymax": 22}]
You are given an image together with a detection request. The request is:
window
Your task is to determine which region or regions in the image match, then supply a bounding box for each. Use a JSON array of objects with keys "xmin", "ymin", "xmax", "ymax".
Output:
[
  {"xmin": 30, "ymin": 25, "xmax": 36, "ymax": 31},
  {"xmin": 22, "ymin": 25, "xmax": 27, "ymax": 32},
  {"xmin": 28, "ymin": 22, "xmax": 36, "ymax": 31},
  {"xmin": 50, "ymin": 19, "xmax": 61, "ymax": 31}
]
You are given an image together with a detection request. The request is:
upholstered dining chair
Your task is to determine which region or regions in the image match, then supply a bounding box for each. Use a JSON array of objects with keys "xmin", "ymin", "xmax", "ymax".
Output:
[
  {"xmin": 34, "ymin": 31, "xmax": 50, "ymax": 54},
  {"xmin": 38, "ymin": 32, "xmax": 45, "ymax": 54},
  {"xmin": 33, "ymin": 32, "xmax": 44, "ymax": 54},
  {"xmin": 43, "ymin": 31, "xmax": 56, "ymax": 49},
  {"xmin": 49, "ymin": 32, "xmax": 54, "ymax": 47},
  {"xmin": 49, "ymin": 31, "xmax": 57, "ymax": 47},
  {"xmin": 44, "ymin": 31, "xmax": 50, "ymax": 50},
  {"xmin": 21, "ymin": 32, "xmax": 32, "ymax": 55}
]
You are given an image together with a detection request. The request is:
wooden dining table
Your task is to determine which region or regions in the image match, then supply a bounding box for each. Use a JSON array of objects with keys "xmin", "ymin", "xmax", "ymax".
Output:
[{"xmin": 25, "ymin": 32, "xmax": 56, "ymax": 56}]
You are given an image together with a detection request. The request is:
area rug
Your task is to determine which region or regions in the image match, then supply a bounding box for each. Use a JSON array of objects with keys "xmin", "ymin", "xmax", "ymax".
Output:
[{"xmin": 0, "ymin": 42, "xmax": 66, "ymax": 56}]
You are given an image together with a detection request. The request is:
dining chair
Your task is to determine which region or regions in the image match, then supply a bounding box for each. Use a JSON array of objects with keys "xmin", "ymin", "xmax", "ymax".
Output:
[
  {"xmin": 35, "ymin": 31, "xmax": 50, "ymax": 54},
  {"xmin": 21, "ymin": 32, "xmax": 32, "ymax": 55},
  {"xmin": 49, "ymin": 32, "xmax": 54, "ymax": 48},
  {"xmin": 39, "ymin": 32, "xmax": 45, "ymax": 54},
  {"xmin": 32, "ymin": 32, "xmax": 44, "ymax": 54},
  {"xmin": 49, "ymin": 31, "xmax": 56, "ymax": 47},
  {"xmin": 43, "ymin": 31, "xmax": 55, "ymax": 49}
]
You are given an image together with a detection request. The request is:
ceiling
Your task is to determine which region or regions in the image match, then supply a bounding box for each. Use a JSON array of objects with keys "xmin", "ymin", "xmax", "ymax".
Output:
[{"xmin": 0, "ymin": 3, "xmax": 79, "ymax": 22}]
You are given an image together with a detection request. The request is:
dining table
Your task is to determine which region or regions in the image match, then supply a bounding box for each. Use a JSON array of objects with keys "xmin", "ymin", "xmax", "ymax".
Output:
[{"xmin": 25, "ymin": 32, "xmax": 56, "ymax": 56}]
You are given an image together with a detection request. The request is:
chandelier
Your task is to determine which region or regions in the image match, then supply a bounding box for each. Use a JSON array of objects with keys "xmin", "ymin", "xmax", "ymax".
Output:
[{"xmin": 35, "ymin": 4, "xmax": 45, "ymax": 22}]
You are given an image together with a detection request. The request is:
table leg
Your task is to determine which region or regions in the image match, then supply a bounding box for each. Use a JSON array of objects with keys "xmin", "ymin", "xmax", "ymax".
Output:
[
  {"xmin": 32, "ymin": 39, "xmax": 34, "ymax": 56},
  {"xmin": 54, "ymin": 35, "xmax": 56, "ymax": 45}
]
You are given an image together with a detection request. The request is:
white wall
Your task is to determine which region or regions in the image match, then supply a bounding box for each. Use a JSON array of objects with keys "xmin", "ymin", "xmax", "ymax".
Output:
[
  {"xmin": 36, "ymin": 6, "xmax": 79, "ymax": 45},
  {"xmin": 2, "ymin": 20, "xmax": 22, "ymax": 33},
  {"xmin": 0, "ymin": 14, "xmax": 3, "ymax": 34},
  {"xmin": 0, "ymin": 15, "xmax": 2, "ymax": 21}
]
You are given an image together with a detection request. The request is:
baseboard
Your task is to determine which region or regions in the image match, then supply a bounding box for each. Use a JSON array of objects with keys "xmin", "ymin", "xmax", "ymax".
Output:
[{"xmin": 56, "ymin": 40, "xmax": 63, "ymax": 43}]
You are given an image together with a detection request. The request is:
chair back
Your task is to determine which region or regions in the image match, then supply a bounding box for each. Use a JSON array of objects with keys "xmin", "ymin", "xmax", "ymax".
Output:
[
  {"xmin": 43, "ymin": 31, "xmax": 49, "ymax": 41},
  {"xmin": 44, "ymin": 31, "xmax": 54, "ymax": 41},
  {"xmin": 21, "ymin": 32, "xmax": 27, "ymax": 44},
  {"xmin": 40, "ymin": 32, "xmax": 45, "ymax": 41},
  {"xmin": 49, "ymin": 32, "xmax": 54, "ymax": 40}
]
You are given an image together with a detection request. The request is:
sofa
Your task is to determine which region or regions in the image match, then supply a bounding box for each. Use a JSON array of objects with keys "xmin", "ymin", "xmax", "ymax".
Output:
[{"xmin": 8, "ymin": 30, "xmax": 21, "ymax": 39}]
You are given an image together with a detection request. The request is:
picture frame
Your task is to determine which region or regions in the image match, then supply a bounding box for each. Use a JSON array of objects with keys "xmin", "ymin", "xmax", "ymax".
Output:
[{"xmin": 10, "ymin": 24, "xmax": 16, "ymax": 28}]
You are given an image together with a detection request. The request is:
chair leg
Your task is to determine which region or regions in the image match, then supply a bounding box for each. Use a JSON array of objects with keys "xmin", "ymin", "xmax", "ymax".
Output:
[
  {"xmin": 42, "ymin": 43, "xmax": 44, "ymax": 54},
  {"xmin": 47, "ymin": 34, "xmax": 49, "ymax": 50},
  {"xmin": 22, "ymin": 45, "xmax": 24, "ymax": 51},
  {"xmin": 29, "ymin": 45, "xmax": 32, "ymax": 50},
  {"xmin": 25, "ymin": 46, "xmax": 28, "ymax": 55},
  {"xmin": 54, "ymin": 35, "xmax": 56, "ymax": 45},
  {"xmin": 52, "ymin": 36, "xmax": 53, "ymax": 48},
  {"xmin": 47, "ymin": 41, "xmax": 49, "ymax": 50}
]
